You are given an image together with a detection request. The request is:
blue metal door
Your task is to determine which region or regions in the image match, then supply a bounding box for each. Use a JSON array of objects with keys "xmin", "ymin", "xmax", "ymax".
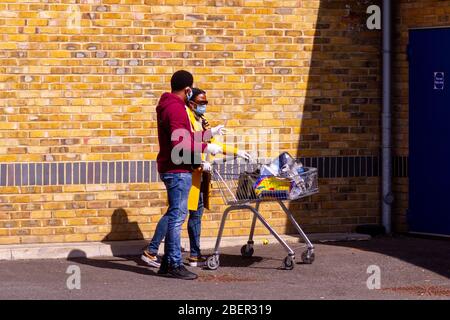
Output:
[{"xmin": 409, "ymin": 28, "xmax": 450, "ymax": 236}]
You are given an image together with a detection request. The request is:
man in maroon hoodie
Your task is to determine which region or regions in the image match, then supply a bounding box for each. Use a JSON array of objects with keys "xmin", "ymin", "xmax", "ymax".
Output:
[{"xmin": 153, "ymin": 70, "xmax": 223, "ymax": 280}]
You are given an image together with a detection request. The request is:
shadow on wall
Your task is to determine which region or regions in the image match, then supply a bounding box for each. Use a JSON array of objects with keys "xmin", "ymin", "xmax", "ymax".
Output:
[
  {"xmin": 101, "ymin": 208, "xmax": 147, "ymax": 257},
  {"xmin": 287, "ymin": 0, "xmax": 382, "ymax": 236},
  {"xmin": 96, "ymin": 208, "xmax": 145, "ymax": 257},
  {"xmin": 103, "ymin": 208, "xmax": 145, "ymax": 241},
  {"xmin": 66, "ymin": 208, "xmax": 155, "ymax": 276}
]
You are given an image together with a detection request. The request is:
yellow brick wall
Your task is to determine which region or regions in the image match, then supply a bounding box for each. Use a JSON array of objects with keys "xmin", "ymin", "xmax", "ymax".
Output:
[{"xmin": 0, "ymin": 0, "xmax": 384, "ymax": 245}]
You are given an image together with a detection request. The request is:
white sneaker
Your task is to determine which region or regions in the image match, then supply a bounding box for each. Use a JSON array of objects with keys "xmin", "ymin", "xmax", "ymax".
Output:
[
  {"xmin": 141, "ymin": 250, "xmax": 161, "ymax": 268},
  {"xmin": 187, "ymin": 256, "xmax": 207, "ymax": 267}
]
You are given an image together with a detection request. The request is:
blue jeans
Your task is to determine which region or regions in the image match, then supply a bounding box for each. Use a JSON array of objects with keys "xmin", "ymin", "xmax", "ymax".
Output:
[
  {"xmin": 153, "ymin": 172, "xmax": 192, "ymax": 268},
  {"xmin": 148, "ymin": 184, "xmax": 204, "ymax": 258}
]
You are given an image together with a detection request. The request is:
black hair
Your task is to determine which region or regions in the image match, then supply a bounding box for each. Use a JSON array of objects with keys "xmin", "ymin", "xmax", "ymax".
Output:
[
  {"xmin": 190, "ymin": 88, "xmax": 206, "ymax": 101},
  {"xmin": 170, "ymin": 70, "xmax": 194, "ymax": 91}
]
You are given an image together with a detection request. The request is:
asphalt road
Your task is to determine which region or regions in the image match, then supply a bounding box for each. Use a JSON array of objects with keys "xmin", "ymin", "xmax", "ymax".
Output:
[{"xmin": 0, "ymin": 235, "xmax": 449, "ymax": 300}]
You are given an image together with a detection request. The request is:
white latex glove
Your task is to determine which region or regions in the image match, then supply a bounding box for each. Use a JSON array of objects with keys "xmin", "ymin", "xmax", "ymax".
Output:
[
  {"xmin": 237, "ymin": 150, "xmax": 252, "ymax": 162},
  {"xmin": 206, "ymin": 143, "xmax": 223, "ymax": 156},
  {"xmin": 201, "ymin": 161, "xmax": 212, "ymax": 172},
  {"xmin": 211, "ymin": 124, "xmax": 227, "ymax": 136}
]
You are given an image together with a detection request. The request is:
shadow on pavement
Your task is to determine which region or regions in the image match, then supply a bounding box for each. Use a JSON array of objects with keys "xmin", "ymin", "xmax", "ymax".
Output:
[
  {"xmin": 213, "ymin": 253, "xmax": 264, "ymax": 268},
  {"xmin": 67, "ymin": 249, "xmax": 158, "ymax": 277},
  {"xmin": 207, "ymin": 252, "xmax": 298, "ymax": 270},
  {"xmin": 321, "ymin": 235, "xmax": 450, "ymax": 279}
]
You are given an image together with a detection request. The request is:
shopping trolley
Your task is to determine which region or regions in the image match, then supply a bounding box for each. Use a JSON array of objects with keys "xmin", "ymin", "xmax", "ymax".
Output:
[{"xmin": 206, "ymin": 158, "xmax": 319, "ymax": 270}]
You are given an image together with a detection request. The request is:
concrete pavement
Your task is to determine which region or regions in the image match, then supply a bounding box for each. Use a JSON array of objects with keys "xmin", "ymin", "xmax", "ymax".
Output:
[{"xmin": 0, "ymin": 235, "xmax": 448, "ymax": 300}]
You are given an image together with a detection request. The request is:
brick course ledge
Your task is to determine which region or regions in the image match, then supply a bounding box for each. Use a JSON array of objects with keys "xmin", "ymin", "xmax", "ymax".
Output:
[{"xmin": 0, "ymin": 156, "xmax": 409, "ymax": 187}]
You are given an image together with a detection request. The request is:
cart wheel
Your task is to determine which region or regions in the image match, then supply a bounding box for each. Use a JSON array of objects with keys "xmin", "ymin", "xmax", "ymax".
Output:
[
  {"xmin": 282, "ymin": 256, "xmax": 295, "ymax": 270},
  {"xmin": 301, "ymin": 250, "xmax": 315, "ymax": 264},
  {"xmin": 206, "ymin": 255, "xmax": 219, "ymax": 270},
  {"xmin": 240, "ymin": 244, "xmax": 254, "ymax": 258}
]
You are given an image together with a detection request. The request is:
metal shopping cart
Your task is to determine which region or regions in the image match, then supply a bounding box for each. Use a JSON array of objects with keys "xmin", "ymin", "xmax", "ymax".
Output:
[{"xmin": 206, "ymin": 158, "xmax": 319, "ymax": 270}]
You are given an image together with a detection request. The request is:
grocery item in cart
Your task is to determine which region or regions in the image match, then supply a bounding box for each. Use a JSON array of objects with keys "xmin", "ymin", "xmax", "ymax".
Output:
[
  {"xmin": 261, "ymin": 152, "xmax": 304, "ymax": 177},
  {"xmin": 253, "ymin": 176, "xmax": 292, "ymax": 199},
  {"xmin": 278, "ymin": 153, "xmax": 304, "ymax": 178},
  {"xmin": 252, "ymin": 152, "xmax": 317, "ymax": 200},
  {"xmin": 236, "ymin": 172, "xmax": 258, "ymax": 200},
  {"xmin": 288, "ymin": 167, "xmax": 319, "ymax": 200},
  {"xmin": 288, "ymin": 177, "xmax": 306, "ymax": 200},
  {"xmin": 260, "ymin": 164, "xmax": 279, "ymax": 176}
]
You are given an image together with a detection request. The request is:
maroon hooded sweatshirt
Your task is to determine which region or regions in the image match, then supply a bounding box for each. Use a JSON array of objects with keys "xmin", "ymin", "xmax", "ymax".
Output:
[{"xmin": 156, "ymin": 92, "xmax": 211, "ymax": 173}]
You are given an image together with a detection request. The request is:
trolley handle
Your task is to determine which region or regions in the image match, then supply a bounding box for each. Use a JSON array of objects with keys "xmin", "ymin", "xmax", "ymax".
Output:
[
  {"xmin": 211, "ymin": 155, "xmax": 239, "ymax": 166},
  {"xmin": 209, "ymin": 153, "xmax": 263, "ymax": 166}
]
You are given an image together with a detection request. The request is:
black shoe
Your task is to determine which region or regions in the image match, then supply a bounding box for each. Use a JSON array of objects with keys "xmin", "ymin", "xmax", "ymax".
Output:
[
  {"xmin": 167, "ymin": 265, "xmax": 198, "ymax": 280},
  {"xmin": 158, "ymin": 257, "xmax": 169, "ymax": 275}
]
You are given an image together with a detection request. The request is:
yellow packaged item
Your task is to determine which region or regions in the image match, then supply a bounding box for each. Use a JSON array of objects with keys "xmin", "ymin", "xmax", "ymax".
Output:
[{"xmin": 253, "ymin": 176, "xmax": 292, "ymax": 198}]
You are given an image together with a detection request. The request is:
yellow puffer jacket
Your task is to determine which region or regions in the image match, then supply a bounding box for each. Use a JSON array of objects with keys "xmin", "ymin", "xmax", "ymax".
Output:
[{"xmin": 186, "ymin": 107, "xmax": 238, "ymax": 211}]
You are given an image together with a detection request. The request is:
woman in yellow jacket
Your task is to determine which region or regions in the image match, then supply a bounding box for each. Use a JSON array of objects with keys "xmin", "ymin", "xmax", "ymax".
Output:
[{"xmin": 141, "ymin": 88, "xmax": 251, "ymax": 268}]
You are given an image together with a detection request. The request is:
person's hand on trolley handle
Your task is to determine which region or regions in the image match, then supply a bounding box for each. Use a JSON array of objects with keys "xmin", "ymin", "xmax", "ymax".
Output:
[
  {"xmin": 211, "ymin": 124, "xmax": 228, "ymax": 136},
  {"xmin": 237, "ymin": 150, "xmax": 253, "ymax": 162},
  {"xmin": 206, "ymin": 143, "xmax": 223, "ymax": 156},
  {"xmin": 201, "ymin": 161, "xmax": 212, "ymax": 172}
]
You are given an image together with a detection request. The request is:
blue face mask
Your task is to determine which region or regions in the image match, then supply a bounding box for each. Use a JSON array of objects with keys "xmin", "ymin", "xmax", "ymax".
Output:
[{"xmin": 194, "ymin": 104, "xmax": 207, "ymax": 116}]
